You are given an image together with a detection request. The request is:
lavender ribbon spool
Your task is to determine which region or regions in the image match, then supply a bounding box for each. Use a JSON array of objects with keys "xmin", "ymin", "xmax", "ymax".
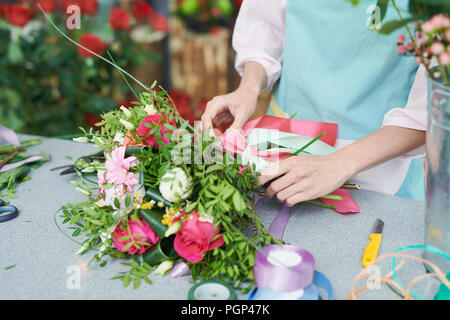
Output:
[{"xmin": 254, "ymin": 244, "xmax": 315, "ymax": 292}]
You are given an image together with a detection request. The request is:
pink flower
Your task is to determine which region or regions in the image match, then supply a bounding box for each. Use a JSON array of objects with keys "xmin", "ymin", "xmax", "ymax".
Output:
[
  {"xmin": 431, "ymin": 42, "xmax": 445, "ymax": 55},
  {"xmin": 174, "ymin": 212, "xmax": 224, "ymax": 263},
  {"xmin": 97, "ymin": 170, "xmax": 107, "ymax": 197},
  {"xmin": 397, "ymin": 34, "xmax": 405, "ymax": 43},
  {"xmin": 445, "ymin": 29, "xmax": 450, "ymax": 42},
  {"xmin": 422, "ymin": 21, "xmax": 432, "ymax": 33},
  {"xmin": 429, "ymin": 14, "xmax": 450, "ymax": 31},
  {"xmin": 113, "ymin": 216, "xmax": 159, "ymax": 255},
  {"xmin": 137, "ymin": 114, "xmax": 176, "ymax": 148},
  {"xmin": 406, "ymin": 42, "xmax": 415, "ymax": 52},
  {"xmin": 439, "ymin": 52, "xmax": 450, "ymax": 65},
  {"xmin": 105, "ymin": 146, "xmax": 139, "ymax": 192},
  {"xmin": 397, "ymin": 44, "xmax": 406, "ymax": 55}
]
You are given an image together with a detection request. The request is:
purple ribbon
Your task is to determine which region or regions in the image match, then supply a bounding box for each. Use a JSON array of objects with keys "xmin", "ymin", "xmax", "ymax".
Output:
[
  {"xmin": 0, "ymin": 156, "xmax": 43, "ymax": 173},
  {"xmin": 169, "ymin": 261, "xmax": 190, "ymax": 278},
  {"xmin": 0, "ymin": 126, "xmax": 20, "ymax": 147},
  {"xmin": 254, "ymin": 245, "xmax": 315, "ymax": 292},
  {"xmin": 268, "ymin": 203, "xmax": 290, "ymax": 239}
]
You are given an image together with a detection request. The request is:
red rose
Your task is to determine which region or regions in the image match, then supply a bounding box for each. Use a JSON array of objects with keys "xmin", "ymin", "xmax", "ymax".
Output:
[
  {"xmin": 132, "ymin": 0, "xmax": 155, "ymax": 21},
  {"xmin": 61, "ymin": 0, "xmax": 81, "ymax": 13},
  {"xmin": 6, "ymin": 4, "xmax": 33, "ymax": 27},
  {"xmin": 80, "ymin": 0, "xmax": 98, "ymax": 15},
  {"xmin": 109, "ymin": 8, "xmax": 130, "ymax": 31},
  {"xmin": 148, "ymin": 12, "xmax": 168, "ymax": 32},
  {"xmin": 0, "ymin": 4, "xmax": 9, "ymax": 19},
  {"xmin": 174, "ymin": 212, "xmax": 224, "ymax": 263},
  {"xmin": 78, "ymin": 34, "xmax": 107, "ymax": 58},
  {"xmin": 36, "ymin": 0, "xmax": 58, "ymax": 13}
]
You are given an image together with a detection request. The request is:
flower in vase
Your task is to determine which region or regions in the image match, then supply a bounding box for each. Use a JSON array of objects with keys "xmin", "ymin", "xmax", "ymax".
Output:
[
  {"xmin": 78, "ymin": 34, "xmax": 107, "ymax": 58},
  {"xmin": 109, "ymin": 8, "xmax": 130, "ymax": 31},
  {"xmin": 159, "ymin": 167, "xmax": 192, "ymax": 203},
  {"xmin": 113, "ymin": 216, "xmax": 159, "ymax": 255},
  {"xmin": 105, "ymin": 146, "xmax": 139, "ymax": 192},
  {"xmin": 174, "ymin": 212, "xmax": 224, "ymax": 263}
]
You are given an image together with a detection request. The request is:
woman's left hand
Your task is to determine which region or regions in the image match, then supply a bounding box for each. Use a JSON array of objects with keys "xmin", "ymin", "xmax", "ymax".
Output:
[{"xmin": 257, "ymin": 154, "xmax": 352, "ymax": 207}]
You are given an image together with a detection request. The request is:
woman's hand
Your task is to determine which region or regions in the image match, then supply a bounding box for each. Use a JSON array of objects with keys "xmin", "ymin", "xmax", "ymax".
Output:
[
  {"xmin": 258, "ymin": 154, "xmax": 351, "ymax": 207},
  {"xmin": 201, "ymin": 61, "xmax": 267, "ymax": 135},
  {"xmin": 201, "ymin": 86, "xmax": 258, "ymax": 134}
]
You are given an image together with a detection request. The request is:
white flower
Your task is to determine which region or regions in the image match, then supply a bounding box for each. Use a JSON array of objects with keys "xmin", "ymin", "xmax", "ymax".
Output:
[
  {"xmin": 130, "ymin": 25, "xmax": 166, "ymax": 43},
  {"xmin": 144, "ymin": 104, "xmax": 157, "ymax": 115},
  {"xmin": 104, "ymin": 180, "xmax": 146, "ymax": 213},
  {"xmin": 73, "ymin": 137, "xmax": 89, "ymax": 143},
  {"xmin": 119, "ymin": 119, "xmax": 135, "ymax": 131},
  {"xmin": 120, "ymin": 105, "xmax": 132, "ymax": 118},
  {"xmin": 113, "ymin": 132, "xmax": 125, "ymax": 144},
  {"xmin": 154, "ymin": 260, "xmax": 174, "ymax": 275},
  {"xmin": 159, "ymin": 168, "xmax": 192, "ymax": 203}
]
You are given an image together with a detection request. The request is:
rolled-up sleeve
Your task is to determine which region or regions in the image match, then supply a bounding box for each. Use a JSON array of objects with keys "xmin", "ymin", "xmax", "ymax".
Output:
[
  {"xmin": 383, "ymin": 64, "xmax": 428, "ymax": 158},
  {"xmin": 232, "ymin": 0, "xmax": 286, "ymax": 92}
]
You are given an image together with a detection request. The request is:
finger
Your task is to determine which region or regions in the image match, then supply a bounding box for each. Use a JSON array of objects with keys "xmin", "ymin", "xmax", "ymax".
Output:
[
  {"xmin": 275, "ymin": 181, "xmax": 307, "ymax": 203},
  {"xmin": 229, "ymin": 113, "xmax": 247, "ymax": 130},
  {"xmin": 201, "ymin": 99, "xmax": 222, "ymax": 132},
  {"xmin": 258, "ymin": 159, "xmax": 292, "ymax": 185},
  {"xmin": 285, "ymin": 191, "xmax": 314, "ymax": 207},
  {"xmin": 265, "ymin": 173, "xmax": 297, "ymax": 198}
]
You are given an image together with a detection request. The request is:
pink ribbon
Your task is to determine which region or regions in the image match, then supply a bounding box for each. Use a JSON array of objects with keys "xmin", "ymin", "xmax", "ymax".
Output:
[{"xmin": 220, "ymin": 128, "xmax": 280, "ymax": 165}]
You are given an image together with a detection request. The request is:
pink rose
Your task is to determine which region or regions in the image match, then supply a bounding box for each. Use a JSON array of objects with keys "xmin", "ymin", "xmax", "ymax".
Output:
[
  {"xmin": 137, "ymin": 114, "xmax": 176, "ymax": 148},
  {"xmin": 174, "ymin": 212, "xmax": 224, "ymax": 263},
  {"xmin": 113, "ymin": 216, "xmax": 159, "ymax": 255}
]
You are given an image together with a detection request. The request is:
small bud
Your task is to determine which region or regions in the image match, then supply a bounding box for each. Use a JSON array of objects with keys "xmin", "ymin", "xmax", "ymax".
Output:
[
  {"xmin": 120, "ymin": 105, "xmax": 132, "ymax": 118},
  {"xmin": 165, "ymin": 220, "xmax": 182, "ymax": 237},
  {"xmin": 144, "ymin": 104, "xmax": 157, "ymax": 115},
  {"xmin": 119, "ymin": 119, "xmax": 135, "ymax": 131},
  {"xmin": 154, "ymin": 260, "xmax": 174, "ymax": 275},
  {"xmin": 73, "ymin": 137, "xmax": 89, "ymax": 143}
]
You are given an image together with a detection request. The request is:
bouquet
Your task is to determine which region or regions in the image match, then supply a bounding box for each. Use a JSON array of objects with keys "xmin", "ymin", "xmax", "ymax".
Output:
[{"xmin": 62, "ymin": 86, "xmax": 283, "ymax": 290}]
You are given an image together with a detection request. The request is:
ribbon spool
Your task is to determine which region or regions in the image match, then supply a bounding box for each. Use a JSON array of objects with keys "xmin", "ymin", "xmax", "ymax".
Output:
[
  {"xmin": 188, "ymin": 280, "xmax": 236, "ymax": 300},
  {"xmin": 248, "ymin": 245, "xmax": 333, "ymax": 300}
]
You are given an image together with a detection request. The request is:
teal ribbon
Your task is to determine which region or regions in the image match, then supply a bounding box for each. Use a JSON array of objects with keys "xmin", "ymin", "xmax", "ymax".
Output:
[
  {"xmin": 243, "ymin": 128, "xmax": 336, "ymax": 172},
  {"xmin": 391, "ymin": 245, "xmax": 450, "ymax": 300}
]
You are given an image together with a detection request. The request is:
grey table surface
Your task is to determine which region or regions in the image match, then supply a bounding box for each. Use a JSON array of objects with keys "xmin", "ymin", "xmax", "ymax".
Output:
[{"xmin": 0, "ymin": 135, "xmax": 440, "ymax": 300}]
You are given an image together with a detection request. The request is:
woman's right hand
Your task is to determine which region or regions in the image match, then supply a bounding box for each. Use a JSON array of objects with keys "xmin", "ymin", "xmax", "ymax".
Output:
[{"xmin": 201, "ymin": 86, "xmax": 259, "ymax": 135}]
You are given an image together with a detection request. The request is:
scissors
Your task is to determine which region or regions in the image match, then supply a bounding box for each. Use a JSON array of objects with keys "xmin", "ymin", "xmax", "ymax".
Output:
[
  {"xmin": 51, "ymin": 151, "xmax": 105, "ymax": 175},
  {"xmin": 0, "ymin": 200, "xmax": 19, "ymax": 223}
]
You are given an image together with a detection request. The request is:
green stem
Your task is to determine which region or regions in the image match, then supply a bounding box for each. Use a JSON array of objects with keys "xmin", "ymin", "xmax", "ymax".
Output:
[
  {"xmin": 306, "ymin": 200, "xmax": 337, "ymax": 210},
  {"xmin": 439, "ymin": 63, "xmax": 450, "ymax": 86}
]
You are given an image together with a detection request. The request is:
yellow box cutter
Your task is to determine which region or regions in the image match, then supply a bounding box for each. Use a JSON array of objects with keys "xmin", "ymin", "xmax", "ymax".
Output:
[{"xmin": 362, "ymin": 218, "xmax": 384, "ymax": 268}]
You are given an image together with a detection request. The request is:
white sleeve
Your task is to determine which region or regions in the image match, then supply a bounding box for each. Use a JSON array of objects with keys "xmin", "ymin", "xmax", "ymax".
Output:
[
  {"xmin": 232, "ymin": 0, "xmax": 286, "ymax": 92},
  {"xmin": 383, "ymin": 64, "xmax": 428, "ymax": 158}
]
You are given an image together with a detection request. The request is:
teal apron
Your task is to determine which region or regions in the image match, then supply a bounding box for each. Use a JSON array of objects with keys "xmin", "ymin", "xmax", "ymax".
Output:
[{"xmin": 273, "ymin": 0, "xmax": 425, "ymax": 201}]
